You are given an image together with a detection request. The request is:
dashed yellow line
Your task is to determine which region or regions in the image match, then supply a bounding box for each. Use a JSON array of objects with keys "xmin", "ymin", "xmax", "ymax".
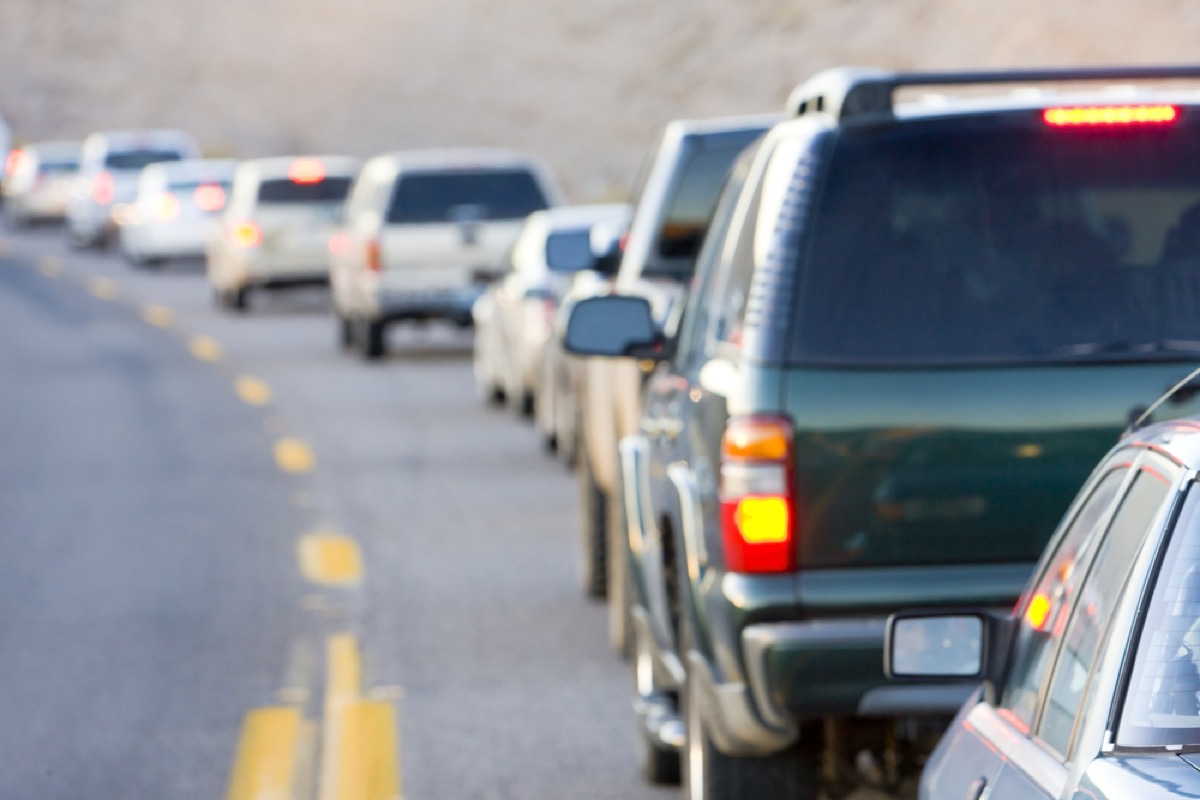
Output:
[
  {"xmin": 37, "ymin": 255, "xmax": 63, "ymax": 278},
  {"xmin": 298, "ymin": 533, "xmax": 363, "ymax": 586},
  {"xmin": 225, "ymin": 706, "xmax": 303, "ymax": 800},
  {"xmin": 275, "ymin": 438, "xmax": 316, "ymax": 474},
  {"xmin": 235, "ymin": 375, "xmax": 273, "ymax": 406},
  {"xmin": 189, "ymin": 335, "xmax": 223, "ymax": 362},
  {"xmin": 140, "ymin": 304, "xmax": 174, "ymax": 328},
  {"xmin": 88, "ymin": 276, "xmax": 118, "ymax": 300},
  {"xmin": 320, "ymin": 634, "xmax": 401, "ymax": 800}
]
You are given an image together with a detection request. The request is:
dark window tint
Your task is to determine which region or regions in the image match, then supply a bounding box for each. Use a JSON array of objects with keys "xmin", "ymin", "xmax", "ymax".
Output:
[
  {"xmin": 792, "ymin": 116, "xmax": 1200, "ymax": 366},
  {"xmin": 385, "ymin": 170, "xmax": 548, "ymax": 224},
  {"xmin": 544, "ymin": 230, "xmax": 594, "ymax": 272},
  {"xmin": 652, "ymin": 139, "xmax": 757, "ymax": 273},
  {"xmin": 1000, "ymin": 468, "xmax": 1126, "ymax": 730},
  {"xmin": 105, "ymin": 150, "xmax": 184, "ymax": 170},
  {"xmin": 39, "ymin": 160, "xmax": 78, "ymax": 174},
  {"xmin": 1119, "ymin": 481, "xmax": 1200, "ymax": 747},
  {"xmin": 257, "ymin": 177, "xmax": 352, "ymax": 204},
  {"xmin": 1039, "ymin": 470, "xmax": 1169, "ymax": 756}
]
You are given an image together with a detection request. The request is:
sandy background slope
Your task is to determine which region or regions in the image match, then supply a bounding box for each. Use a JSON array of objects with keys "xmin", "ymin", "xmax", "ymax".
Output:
[{"xmin": 1, "ymin": 1, "xmax": 1197, "ymax": 199}]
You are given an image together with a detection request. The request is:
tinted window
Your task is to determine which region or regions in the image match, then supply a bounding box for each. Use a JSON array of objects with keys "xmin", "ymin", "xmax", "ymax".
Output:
[
  {"xmin": 544, "ymin": 230, "xmax": 593, "ymax": 272},
  {"xmin": 1000, "ymin": 468, "xmax": 1126, "ymax": 730},
  {"xmin": 1039, "ymin": 471, "xmax": 1170, "ymax": 755},
  {"xmin": 651, "ymin": 140, "xmax": 757, "ymax": 273},
  {"xmin": 105, "ymin": 150, "xmax": 184, "ymax": 170},
  {"xmin": 1119, "ymin": 481, "xmax": 1200, "ymax": 747},
  {"xmin": 793, "ymin": 116, "xmax": 1200, "ymax": 365},
  {"xmin": 257, "ymin": 177, "xmax": 352, "ymax": 204},
  {"xmin": 385, "ymin": 170, "xmax": 548, "ymax": 224}
]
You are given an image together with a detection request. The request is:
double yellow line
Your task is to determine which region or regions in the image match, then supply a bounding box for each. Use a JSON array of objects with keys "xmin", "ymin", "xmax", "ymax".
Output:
[{"xmin": 226, "ymin": 635, "xmax": 400, "ymax": 800}]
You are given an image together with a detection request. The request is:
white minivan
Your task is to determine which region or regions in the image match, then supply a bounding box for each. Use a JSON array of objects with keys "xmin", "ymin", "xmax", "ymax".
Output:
[{"xmin": 331, "ymin": 149, "xmax": 563, "ymax": 359}]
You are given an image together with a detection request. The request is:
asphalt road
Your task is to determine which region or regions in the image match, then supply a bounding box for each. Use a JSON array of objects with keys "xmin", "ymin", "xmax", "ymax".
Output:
[{"xmin": 0, "ymin": 225, "xmax": 680, "ymax": 799}]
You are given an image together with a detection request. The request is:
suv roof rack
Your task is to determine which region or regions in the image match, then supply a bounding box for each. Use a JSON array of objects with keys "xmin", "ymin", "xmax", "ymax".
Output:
[{"xmin": 786, "ymin": 65, "xmax": 1200, "ymax": 125}]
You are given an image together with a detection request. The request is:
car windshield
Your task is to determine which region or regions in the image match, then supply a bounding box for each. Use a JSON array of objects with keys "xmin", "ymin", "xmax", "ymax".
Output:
[
  {"xmin": 1119, "ymin": 481, "xmax": 1200, "ymax": 748},
  {"xmin": 256, "ymin": 176, "xmax": 352, "ymax": 204},
  {"xmin": 792, "ymin": 114, "xmax": 1200, "ymax": 366},
  {"xmin": 105, "ymin": 150, "xmax": 184, "ymax": 170},
  {"xmin": 385, "ymin": 169, "xmax": 549, "ymax": 224},
  {"xmin": 544, "ymin": 229, "xmax": 594, "ymax": 272}
]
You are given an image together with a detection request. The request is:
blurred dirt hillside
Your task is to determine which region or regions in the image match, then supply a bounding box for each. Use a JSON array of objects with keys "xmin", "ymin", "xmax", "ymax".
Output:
[{"xmin": 1, "ymin": 0, "xmax": 1199, "ymax": 199}]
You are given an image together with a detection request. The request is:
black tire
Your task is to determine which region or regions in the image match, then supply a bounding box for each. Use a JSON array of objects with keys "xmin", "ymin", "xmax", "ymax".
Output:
[
  {"xmin": 681, "ymin": 647, "xmax": 819, "ymax": 800},
  {"xmin": 337, "ymin": 316, "xmax": 355, "ymax": 350},
  {"xmin": 360, "ymin": 319, "xmax": 386, "ymax": 360},
  {"xmin": 508, "ymin": 387, "xmax": 534, "ymax": 419},
  {"xmin": 577, "ymin": 435, "xmax": 608, "ymax": 599},
  {"xmin": 608, "ymin": 475, "xmax": 633, "ymax": 659},
  {"xmin": 230, "ymin": 287, "xmax": 249, "ymax": 312}
]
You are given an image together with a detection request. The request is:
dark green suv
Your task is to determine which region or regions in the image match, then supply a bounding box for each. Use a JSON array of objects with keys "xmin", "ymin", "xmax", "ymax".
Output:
[{"xmin": 565, "ymin": 66, "xmax": 1200, "ymax": 798}]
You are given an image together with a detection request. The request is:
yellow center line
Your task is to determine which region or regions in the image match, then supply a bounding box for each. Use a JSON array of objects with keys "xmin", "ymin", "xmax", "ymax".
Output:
[
  {"xmin": 235, "ymin": 375, "xmax": 273, "ymax": 406},
  {"xmin": 298, "ymin": 533, "xmax": 363, "ymax": 586},
  {"xmin": 189, "ymin": 335, "xmax": 223, "ymax": 362},
  {"xmin": 225, "ymin": 706, "xmax": 302, "ymax": 800},
  {"xmin": 275, "ymin": 438, "xmax": 316, "ymax": 473},
  {"xmin": 140, "ymin": 304, "xmax": 174, "ymax": 328},
  {"xmin": 37, "ymin": 255, "xmax": 63, "ymax": 278},
  {"xmin": 88, "ymin": 276, "xmax": 119, "ymax": 300},
  {"xmin": 320, "ymin": 634, "xmax": 401, "ymax": 800}
]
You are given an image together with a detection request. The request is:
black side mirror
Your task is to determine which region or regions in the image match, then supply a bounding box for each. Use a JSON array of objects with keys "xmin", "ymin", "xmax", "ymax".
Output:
[
  {"xmin": 564, "ymin": 295, "xmax": 660, "ymax": 358},
  {"xmin": 589, "ymin": 221, "xmax": 626, "ymax": 278}
]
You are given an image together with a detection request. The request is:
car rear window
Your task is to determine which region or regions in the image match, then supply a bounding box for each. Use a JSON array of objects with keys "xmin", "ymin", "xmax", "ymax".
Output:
[
  {"xmin": 790, "ymin": 114, "xmax": 1200, "ymax": 366},
  {"xmin": 39, "ymin": 160, "xmax": 78, "ymax": 174},
  {"xmin": 545, "ymin": 229, "xmax": 594, "ymax": 272},
  {"xmin": 385, "ymin": 170, "xmax": 548, "ymax": 224},
  {"xmin": 256, "ymin": 177, "xmax": 352, "ymax": 205},
  {"xmin": 105, "ymin": 150, "xmax": 184, "ymax": 170}
]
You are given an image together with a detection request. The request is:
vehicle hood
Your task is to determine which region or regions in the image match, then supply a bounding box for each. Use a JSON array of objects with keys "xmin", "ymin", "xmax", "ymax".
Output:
[{"xmin": 1078, "ymin": 753, "xmax": 1200, "ymax": 798}]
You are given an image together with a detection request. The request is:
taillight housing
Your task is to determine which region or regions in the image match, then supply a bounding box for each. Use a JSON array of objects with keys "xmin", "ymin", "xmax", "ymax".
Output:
[
  {"xmin": 193, "ymin": 184, "xmax": 226, "ymax": 212},
  {"xmin": 229, "ymin": 221, "xmax": 263, "ymax": 248},
  {"xmin": 365, "ymin": 238, "xmax": 382, "ymax": 272},
  {"xmin": 92, "ymin": 171, "xmax": 115, "ymax": 205},
  {"xmin": 153, "ymin": 192, "xmax": 181, "ymax": 222},
  {"xmin": 328, "ymin": 230, "xmax": 349, "ymax": 257},
  {"xmin": 719, "ymin": 415, "xmax": 797, "ymax": 574}
]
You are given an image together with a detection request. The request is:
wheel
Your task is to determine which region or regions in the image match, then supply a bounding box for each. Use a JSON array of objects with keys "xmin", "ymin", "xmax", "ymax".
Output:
[
  {"xmin": 557, "ymin": 392, "xmax": 580, "ymax": 469},
  {"xmin": 360, "ymin": 319, "xmax": 386, "ymax": 360},
  {"xmin": 225, "ymin": 287, "xmax": 248, "ymax": 312},
  {"xmin": 681, "ymin": 645, "xmax": 819, "ymax": 800},
  {"xmin": 577, "ymin": 435, "xmax": 608, "ymax": 599},
  {"xmin": 608, "ymin": 474, "xmax": 633, "ymax": 659},
  {"xmin": 337, "ymin": 316, "xmax": 355, "ymax": 350}
]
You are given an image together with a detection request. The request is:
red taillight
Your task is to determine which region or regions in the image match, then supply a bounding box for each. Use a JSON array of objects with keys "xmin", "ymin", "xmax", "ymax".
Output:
[
  {"xmin": 6, "ymin": 148, "xmax": 27, "ymax": 176},
  {"xmin": 1043, "ymin": 104, "xmax": 1178, "ymax": 127},
  {"xmin": 229, "ymin": 221, "xmax": 263, "ymax": 248},
  {"xmin": 92, "ymin": 171, "xmax": 115, "ymax": 205},
  {"xmin": 365, "ymin": 238, "xmax": 382, "ymax": 271},
  {"xmin": 193, "ymin": 184, "xmax": 226, "ymax": 212},
  {"xmin": 288, "ymin": 158, "xmax": 325, "ymax": 184},
  {"xmin": 328, "ymin": 231, "xmax": 349, "ymax": 257},
  {"xmin": 154, "ymin": 192, "xmax": 181, "ymax": 222},
  {"xmin": 719, "ymin": 415, "xmax": 796, "ymax": 574}
]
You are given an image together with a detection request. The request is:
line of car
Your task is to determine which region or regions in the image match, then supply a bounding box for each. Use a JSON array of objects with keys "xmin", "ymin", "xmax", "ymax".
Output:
[{"xmin": 10, "ymin": 64, "xmax": 1200, "ymax": 800}]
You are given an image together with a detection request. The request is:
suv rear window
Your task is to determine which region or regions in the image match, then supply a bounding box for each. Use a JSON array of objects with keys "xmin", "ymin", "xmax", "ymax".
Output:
[
  {"xmin": 257, "ymin": 177, "xmax": 352, "ymax": 204},
  {"xmin": 385, "ymin": 170, "xmax": 548, "ymax": 224},
  {"xmin": 791, "ymin": 115, "xmax": 1200, "ymax": 366},
  {"xmin": 105, "ymin": 151, "xmax": 183, "ymax": 170},
  {"xmin": 545, "ymin": 229, "xmax": 594, "ymax": 272}
]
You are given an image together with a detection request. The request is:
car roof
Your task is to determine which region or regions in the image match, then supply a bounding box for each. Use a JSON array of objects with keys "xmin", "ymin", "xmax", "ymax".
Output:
[
  {"xmin": 236, "ymin": 155, "xmax": 361, "ymax": 181},
  {"xmin": 367, "ymin": 148, "xmax": 550, "ymax": 173},
  {"xmin": 144, "ymin": 158, "xmax": 238, "ymax": 182},
  {"xmin": 84, "ymin": 128, "xmax": 198, "ymax": 151},
  {"xmin": 1125, "ymin": 417, "xmax": 1200, "ymax": 470},
  {"xmin": 661, "ymin": 112, "xmax": 780, "ymax": 140},
  {"xmin": 527, "ymin": 203, "xmax": 632, "ymax": 231},
  {"xmin": 23, "ymin": 140, "xmax": 82, "ymax": 159}
]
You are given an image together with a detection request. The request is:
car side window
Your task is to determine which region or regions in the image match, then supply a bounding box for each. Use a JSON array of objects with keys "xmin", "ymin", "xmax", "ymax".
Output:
[
  {"xmin": 1037, "ymin": 468, "xmax": 1172, "ymax": 757},
  {"xmin": 999, "ymin": 467, "xmax": 1128, "ymax": 730},
  {"xmin": 706, "ymin": 157, "xmax": 767, "ymax": 355},
  {"xmin": 672, "ymin": 145, "xmax": 758, "ymax": 367}
]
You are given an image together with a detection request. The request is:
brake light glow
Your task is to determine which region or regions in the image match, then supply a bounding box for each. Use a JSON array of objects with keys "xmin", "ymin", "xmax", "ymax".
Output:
[
  {"xmin": 92, "ymin": 171, "xmax": 115, "ymax": 205},
  {"xmin": 154, "ymin": 192, "xmax": 181, "ymax": 222},
  {"xmin": 1025, "ymin": 592, "xmax": 1052, "ymax": 631},
  {"xmin": 719, "ymin": 415, "xmax": 796, "ymax": 574},
  {"xmin": 1043, "ymin": 105, "xmax": 1178, "ymax": 127},
  {"xmin": 229, "ymin": 221, "xmax": 262, "ymax": 248},
  {"xmin": 5, "ymin": 148, "xmax": 27, "ymax": 176},
  {"xmin": 193, "ymin": 184, "xmax": 226, "ymax": 212},
  {"xmin": 328, "ymin": 230, "xmax": 349, "ymax": 257},
  {"xmin": 288, "ymin": 158, "xmax": 326, "ymax": 184}
]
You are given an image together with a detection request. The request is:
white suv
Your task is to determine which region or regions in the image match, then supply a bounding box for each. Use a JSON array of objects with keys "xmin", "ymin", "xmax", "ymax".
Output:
[
  {"xmin": 331, "ymin": 149, "xmax": 563, "ymax": 359},
  {"xmin": 206, "ymin": 155, "xmax": 359, "ymax": 311}
]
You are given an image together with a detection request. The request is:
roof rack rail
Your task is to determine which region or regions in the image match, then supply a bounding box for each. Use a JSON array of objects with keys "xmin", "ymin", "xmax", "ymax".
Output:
[
  {"xmin": 786, "ymin": 65, "xmax": 1200, "ymax": 125},
  {"xmin": 1125, "ymin": 363, "xmax": 1200, "ymax": 436}
]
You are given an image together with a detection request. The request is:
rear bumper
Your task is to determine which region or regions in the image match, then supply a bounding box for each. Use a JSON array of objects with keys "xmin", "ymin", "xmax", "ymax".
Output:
[{"xmin": 377, "ymin": 286, "xmax": 484, "ymax": 324}]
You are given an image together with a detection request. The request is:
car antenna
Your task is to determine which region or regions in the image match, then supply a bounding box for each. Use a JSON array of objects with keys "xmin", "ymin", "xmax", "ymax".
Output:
[{"xmin": 1126, "ymin": 364, "xmax": 1200, "ymax": 434}]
